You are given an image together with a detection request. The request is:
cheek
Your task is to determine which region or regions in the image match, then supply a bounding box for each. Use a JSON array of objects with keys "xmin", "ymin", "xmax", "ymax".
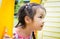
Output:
[
  {"xmin": 35, "ymin": 19, "xmax": 42, "ymax": 26},
  {"xmin": 33, "ymin": 20, "xmax": 43, "ymax": 30}
]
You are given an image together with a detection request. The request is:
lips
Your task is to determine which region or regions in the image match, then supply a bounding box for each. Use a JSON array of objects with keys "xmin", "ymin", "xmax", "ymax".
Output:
[
  {"xmin": 41, "ymin": 25, "xmax": 43, "ymax": 27},
  {"xmin": 41, "ymin": 23, "xmax": 44, "ymax": 27}
]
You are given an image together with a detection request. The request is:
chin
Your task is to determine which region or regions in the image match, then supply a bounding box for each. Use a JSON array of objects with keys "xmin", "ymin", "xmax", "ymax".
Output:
[
  {"xmin": 39, "ymin": 28, "xmax": 42, "ymax": 31},
  {"xmin": 36, "ymin": 28, "xmax": 42, "ymax": 31},
  {"xmin": 39, "ymin": 26, "xmax": 43, "ymax": 30}
]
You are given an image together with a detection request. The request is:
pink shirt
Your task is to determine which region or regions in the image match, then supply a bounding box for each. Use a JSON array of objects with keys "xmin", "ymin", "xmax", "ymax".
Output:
[
  {"xmin": 13, "ymin": 33, "xmax": 32, "ymax": 39},
  {"xmin": 13, "ymin": 28, "xmax": 32, "ymax": 39}
]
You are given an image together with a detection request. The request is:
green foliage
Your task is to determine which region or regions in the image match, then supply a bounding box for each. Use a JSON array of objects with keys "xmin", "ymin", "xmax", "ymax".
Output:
[{"xmin": 14, "ymin": 0, "xmax": 24, "ymax": 15}]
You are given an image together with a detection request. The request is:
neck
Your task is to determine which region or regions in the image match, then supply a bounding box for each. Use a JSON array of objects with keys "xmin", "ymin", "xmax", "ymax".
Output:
[{"xmin": 16, "ymin": 25, "xmax": 33, "ymax": 37}]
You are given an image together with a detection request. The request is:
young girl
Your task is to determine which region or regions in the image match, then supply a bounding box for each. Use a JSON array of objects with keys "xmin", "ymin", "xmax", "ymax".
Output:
[{"xmin": 14, "ymin": 3, "xmax": 46, "ymax": 39}]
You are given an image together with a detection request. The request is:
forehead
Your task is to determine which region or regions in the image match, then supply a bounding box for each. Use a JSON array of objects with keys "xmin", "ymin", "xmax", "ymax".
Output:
[{"xmin": 36, "ymin": 8, "xmax": 45, "ymax": 16}]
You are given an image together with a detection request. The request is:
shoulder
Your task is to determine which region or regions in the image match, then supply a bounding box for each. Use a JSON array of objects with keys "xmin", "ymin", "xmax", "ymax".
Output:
[{"xmin": 13, "ymin": 28, "xmax": 19, "ymax": 39}]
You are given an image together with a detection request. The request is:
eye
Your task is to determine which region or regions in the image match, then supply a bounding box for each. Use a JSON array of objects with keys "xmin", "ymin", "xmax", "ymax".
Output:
[{"xmin": 38, "ymin": 16, "xmax": 43, "ymax": 18}]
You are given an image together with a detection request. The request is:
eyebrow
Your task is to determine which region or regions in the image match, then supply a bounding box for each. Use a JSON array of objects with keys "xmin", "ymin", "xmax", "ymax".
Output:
[{"xmin": 40, "ymin": 13, "xmax": 45, "ymax": 18}]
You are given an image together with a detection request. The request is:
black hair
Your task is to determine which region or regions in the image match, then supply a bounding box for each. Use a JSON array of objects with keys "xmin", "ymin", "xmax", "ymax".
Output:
[{"xmin": 15, "ymin": 3, "xmax": 46, "ymax": 28}]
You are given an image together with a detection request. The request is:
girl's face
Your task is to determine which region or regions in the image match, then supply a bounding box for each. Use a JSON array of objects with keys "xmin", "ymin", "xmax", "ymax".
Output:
[{"xmin": 32, "ymin": 8, "xmax": 45, "ymax": 30}]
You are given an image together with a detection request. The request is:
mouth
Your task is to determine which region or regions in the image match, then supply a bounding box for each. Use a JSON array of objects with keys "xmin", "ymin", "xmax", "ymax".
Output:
[{"xmin": 41, "ymin": 25, "xmax": 44, "ymax": 27}]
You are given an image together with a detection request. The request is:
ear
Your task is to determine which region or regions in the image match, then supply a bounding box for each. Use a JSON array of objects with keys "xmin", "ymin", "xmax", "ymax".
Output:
[{"xmin": 24, "ymin": 16, "xmax": 32, "ymax": 24}]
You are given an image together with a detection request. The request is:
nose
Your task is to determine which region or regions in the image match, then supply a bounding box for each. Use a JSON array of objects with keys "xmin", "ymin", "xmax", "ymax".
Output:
[
  {"xmin": 42, "ymin": 22, "xmax": 44, "ymax": 25},
  {"xmin": 42, "ymin": 19, "xmax": 45, "ymax": 24}
]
